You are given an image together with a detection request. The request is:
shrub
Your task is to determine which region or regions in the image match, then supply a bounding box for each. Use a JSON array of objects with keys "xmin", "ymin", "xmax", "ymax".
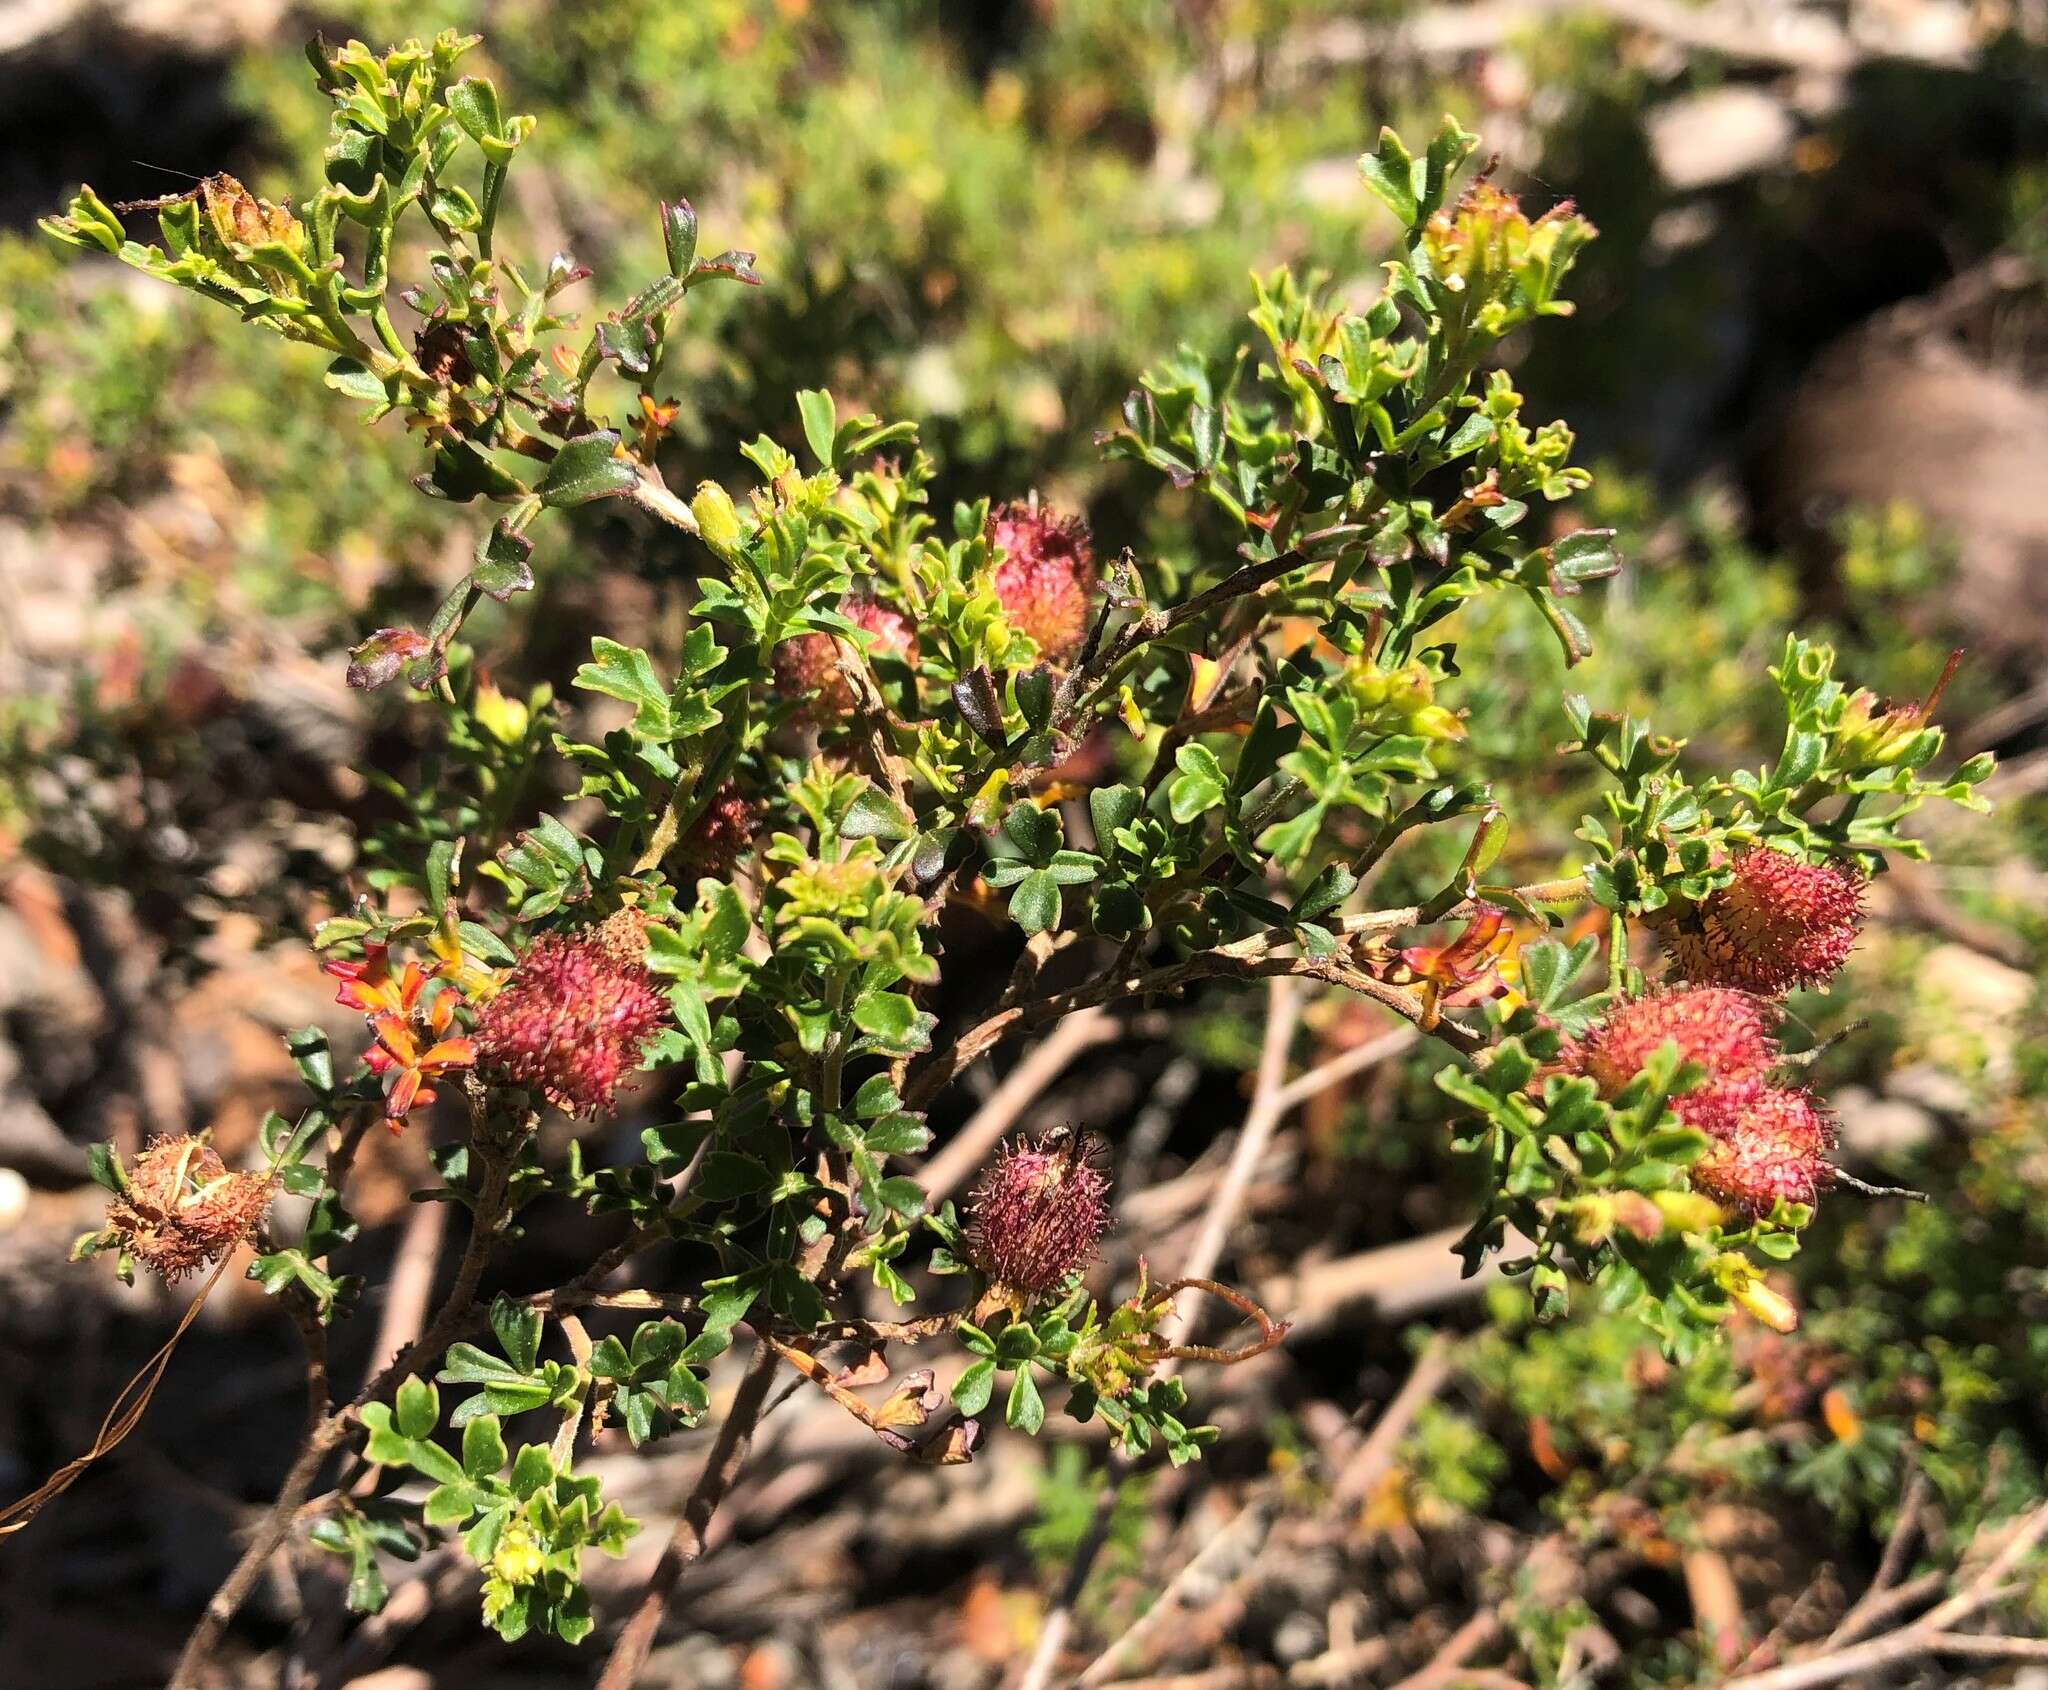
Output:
[{"xmin": 34, "ymin": 28, "xmax": 1993, "ymax": 1676}]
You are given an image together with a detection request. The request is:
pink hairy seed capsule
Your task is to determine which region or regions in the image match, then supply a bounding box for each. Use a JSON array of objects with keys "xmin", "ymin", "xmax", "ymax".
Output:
[
  {"xmin": 1579, "ymin": 986, "xmax": 1780, "ymax": 1118},
  {"xmin": 987, "ymin": 498, "xmax": 1097, "ymax": 664},
  {"xmin": 1660, "ymin": 847, "xmax": 1866, "ymax": 997},
  {"xmin": 474, "ymin": 928, "xmax": 669, "ymax": 1116},
  {"xmin": 964, "ymin": 1127, "xmax": 1112, "ymax": 1296},
  {"xmin": 1687, "ymin": 1086, "xmax": 1838, "ymax": 1215}
]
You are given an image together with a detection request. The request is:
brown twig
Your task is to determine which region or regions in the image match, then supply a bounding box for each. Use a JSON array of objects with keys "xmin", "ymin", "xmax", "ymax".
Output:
[
  {"xmin": 168, "ymin": 1148, "xmax": 516, "ymax": 1689},
  {"xmin": 592, "ymin": 1340, "xmax": 784, "ymax": 1690},
  {"xmin": 918, "ymin": 1006, "xmax": 1122, "ymax": 1203},
  {"xmin": 1162, "ymin": 977, "xmax": 1302, "ymax": 1354},
  {"xmin": 1820, "ymin": 1469, "xmax": 1930, "ymax": 1648},
  {"xmin": 1330, "ymin": 1333, "xmax": 1456, "ymax": 1511},
  {"xmin": 1383, "ymin": 1606, "xmax": 1507, "ymax": 1690},
  {"xmin": 1017, "ymin": 980, "xmax": 1302, "ymax": 1690},
  {"xmin": 1721, "ymin": 1497, "xmax": 2048, "ymax": 1690},
  {"xmin": 908, "ymin": 880, "xmax": 1584, "ymax": 1112},
  {"xmin": 1081, "ymin": 1333, "xmax": 1457, "ymax": 1688},
  {"xmin": 1096, "ymin": 1668, "xmax": 1282, "ymax": 1690},
  {"xmin": 366, "ymin": 1196, "xmax": 447, "ymax": 1385}
]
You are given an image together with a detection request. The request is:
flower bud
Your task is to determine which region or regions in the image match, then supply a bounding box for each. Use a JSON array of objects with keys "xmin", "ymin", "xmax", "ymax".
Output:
[
  {"xmin": 474, "ymin": 928, "xmax": 669, "ymax": 1116},
  {"xmin": 1343, "ymin": 657, "xmax": 1465, "ymax": 743},
  {"xmin": 413, "ymin": 318, "xmax": 474, "ymax": 388},
  {"xmin": 489, "ymin": 1521, "xmax": 546, "ymax": 1587},
  {"xmin": 691, "ymin": 479, "xmax": 744, "ymax": 557},
  {"xmin": 988, "ymin": 498, "xmax": 1097, "ymax": 664},
  {"xmin": 203, "ymin": 172, "xmax": 304, "ymax": 257},
  {"xmin": 1651, "ymin": 1190, "xmax": 1727, "ymax": 1233},
  {"xmin": 965, "ymin": 1128, "xmax": 1111, "ymax": 1299},
  {"xmin": 1658, "ymin": 847, "xmax": 1866, "ymax": 998},
  {"xmin": 1712, "ymin": 1253, "xmax": 1800, "ymax": 1332},
  {"xmin": 472, "ymin": 676, "xmax": 529, "ymax": 746}
]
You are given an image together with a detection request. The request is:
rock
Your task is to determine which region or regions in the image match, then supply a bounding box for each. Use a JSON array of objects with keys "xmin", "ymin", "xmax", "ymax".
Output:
[
  {"xmin": 1648, "ymin": 86, "xmax": 1797, "ymax": 191},
  {"xmin": 339, "ymin": 1670, "xmax": 433, "ymax": 1690},
  {"xmin": 1763, "ymin": 317, "xmax": 2048, "ymax": 664},
  {"xmin": 0, "ymin": 1076, "xmax": 88, "ymax": 1182},
  {"xmin": 0, "ymin": 0, "xmax": 285, "ymax": 59},
  {"xmin": 1886, "ymin": 1063, "xmax": 1975, "ymax": 1118},
  {"xmin": 1830, "ymin": 1084, "xmax": 1937, "ymax": 1158}
]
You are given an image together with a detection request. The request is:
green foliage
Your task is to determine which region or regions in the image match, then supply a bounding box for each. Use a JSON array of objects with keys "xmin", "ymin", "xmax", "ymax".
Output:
[
  {"xmin": 359, "ymin": 1371, "xmax": 635, "ymax": 1643},
  {"xmin": 34, "ymin": 23, "xmax": 2005, "ymax": 1663}
]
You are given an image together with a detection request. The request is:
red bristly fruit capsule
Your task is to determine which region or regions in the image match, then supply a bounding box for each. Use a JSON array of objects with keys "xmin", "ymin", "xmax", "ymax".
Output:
[
  {"xmin": 771, "ymin": 594, "xmax": 917, "ymax": 722},
  {"xmin": 964, "ymin": 1128, "xmax": 1112, "ymax": 1298},
  {"xmin": 1579, "ymin": 986, "xmax": 1779, "ymax": 1118},
  {"xmin": 1687, "ymin": 1086, "xmax": 1838, "ymax": 1215},
  {"xmin": 1660, "ymin": 847, "xmax": 1866, "ymax": 997},
  {"xmin": 988, "ymin": 498, "xmax": 1097, "ymax": 664},
  {"xmin": 474, "ymin": 927, "xmax": 669, "ymax": 1116},
  {"xmin": 682, "ymin": 779, "xmax": 755, "ymax": 874}
]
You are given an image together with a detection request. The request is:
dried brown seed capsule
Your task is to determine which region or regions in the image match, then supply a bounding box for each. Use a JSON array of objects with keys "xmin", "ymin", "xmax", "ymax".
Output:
[{"xmin": 106, "ymin": 1136, "xmax": 273, "ymax": 1283}]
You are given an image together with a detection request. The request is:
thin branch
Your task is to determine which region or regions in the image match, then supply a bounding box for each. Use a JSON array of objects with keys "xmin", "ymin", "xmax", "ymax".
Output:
[
  {"xmin": 593, "ymin": 1340, "xmax": 784, "ymax": 1690},
  {"xmin": 1080, "ymin": 1334, "xmax": 1456, "ymax": 1688},
  {"xmin": 1163, "ymin": 978, "xmax": 1302, "ymax": 1351},
  {"xmin": 1330, "ymin": 1333, "xmax": 1456, "ymax": 1510},
  {"xmin": 628, "ymin": 466, "xmax": 701, "ymax": 535},
  {"xmin": 908, "ymin": 926, "xmax": 1476, "ymax": 1113},
  {"xmin": 1382, "ymin": 1607, "xmax": 1506, "ymax": 1690},
  {"xmin": 918, "ymin": 1006, "xmax": 1122, "ymax": 1204},
  {"xmin": 1821, "ymin": 1469, "xmax": 1930, "ymax": 1648},
  {"xmin": 169, "ymin": 1150, "xmax": 516, "ymax": 1689},
  {"xmin": 1922, "ymin": 1632, "xmax": 2048, "ymax": 1661},
  {"xmin": 1272, "ymin": 1025, "xmax": 1418, "ymax": 1113},
  {"xmin": 1721, "ymin": 1499, "xmax": 2048, "ymax": 1690},
  {"xmin": 1018, "ymin": 980, "xmax": 1301, "ymax": 1690}
]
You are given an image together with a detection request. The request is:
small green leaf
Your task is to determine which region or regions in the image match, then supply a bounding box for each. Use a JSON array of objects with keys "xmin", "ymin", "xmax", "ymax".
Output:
[
  {"xmin": 661, "ymin": 199, "xmax": 699, "ymax": 277},
  {"xmin": 539, "ymin": 431, "xmax": 637, "ymax": 508},
  {"xmin": 952, "ymin": 1358, "xmax": 996, "ymax": 1416},
  {"xmin": 796, "ymin": 389, "xmax": 837, "ymax": 468},
  {"xmin": 324, "ymin": 357, "xmax": 388, "ymax": 403},
  {"xmin": 1168, "ymin": 743, "xmax": 1227, "ymax": 823},
  {"xmin": 842, "ymin": 786, "xmax": 913, "ymax": 843},
  {"xmin": 575, "ymin": 638, "xmax": 673, "ymax": 738},
  {"xmin": 447, "ymin": 76, "xmax": 505, "ymax": 143},
  {"xmin": 86, "ymin": 1142, "xmax": 127, "ymax": 1196},
  {"xmin": 396, "ymin": 1376, "xmax": 439, "ymax": 1440},
  {"xmin": 1005, "ymin": 1367, "xmax": 1045, "ymax": 1434},
  {"xmin": 1008, "ymin": 869, "xmax": 1062, "ymax": 935},
  {"xmin": 509, "ymin": 1443, "xmax": 554, "ymax": 1499},
  {"xmin": 695, "ymin": 1152, "xmax": 774, "ymax": 1199},
  {"xmin": 489, "ymin": 1296, "xmax": 544, "ymax": 1375},
  {"xmin": 462, "ymin": 1414, "xmax": 508, "ymax": 1481},
  {"xmin": 1359, "ymin": 126, "xmax": 1422, "ymax": 226}
]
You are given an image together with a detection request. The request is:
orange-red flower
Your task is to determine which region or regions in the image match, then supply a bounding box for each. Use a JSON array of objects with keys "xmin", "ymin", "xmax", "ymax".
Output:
[
  {"xmin": 324, "ymin": 943, "xmax": 476, "ymax": 1127},
  {"xmin": 1396, "ymin": 904, "xmax": 1515, "ymax": 1024}
]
